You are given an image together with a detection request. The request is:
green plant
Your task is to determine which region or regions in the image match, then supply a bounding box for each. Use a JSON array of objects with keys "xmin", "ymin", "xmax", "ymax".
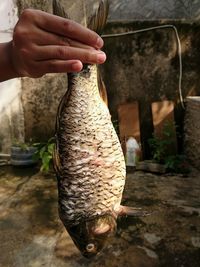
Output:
[
  {"xmin": 148, "ymin": 122, "xmax": 175, "ymax": 163},
  {"xmin": 12, "ymin": 139, "xmax": 34, "ymax": 151},
  {"xmin": 165, "ymin": 154, "xmax": 190, "ymax": 173},
  {"xmin": 33, "ymin": 137, "xmax": 55, "ymax": 172},
  {"xmin": 148, "ymin": 121, "xmax": 189, "ymax": 173}
]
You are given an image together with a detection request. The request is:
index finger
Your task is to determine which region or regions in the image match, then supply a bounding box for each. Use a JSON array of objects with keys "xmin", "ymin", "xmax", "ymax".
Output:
[{"xmin": 35, "ymin": 10, "xmax": 104, "ymax": 49}]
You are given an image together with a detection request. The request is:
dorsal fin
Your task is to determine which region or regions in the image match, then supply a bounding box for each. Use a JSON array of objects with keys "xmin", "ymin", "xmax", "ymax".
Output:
[
  {"xmin": 53, "ymin": 0, "xmax": 69, "ymax": 19},
  {"xmin": 88, "ymin": 0, "xmax": 109, "ymax": 34}
]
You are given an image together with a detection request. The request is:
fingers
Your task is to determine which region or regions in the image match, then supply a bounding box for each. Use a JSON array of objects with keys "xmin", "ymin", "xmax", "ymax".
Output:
[
  {"xmin": 23, "ymin": 60, "xmax": 83, "ymax": 78},
  {"xmin": 35, "ymin": 28, "xmax": 96, "ymax": 51},
  {"xmin": 11, "ymin": 9, "xmax": 107, "ymax": 78},
  {"xmin": 29, "ymin": 9, "xmax": 104, "ymax": 49},
  {"xmin": 39, "ymin": 60, "xmax": 83, "ymax": 75},
  {"xmin": 33, "ymin": 45, "xmax": 106, "ymax": 64}
]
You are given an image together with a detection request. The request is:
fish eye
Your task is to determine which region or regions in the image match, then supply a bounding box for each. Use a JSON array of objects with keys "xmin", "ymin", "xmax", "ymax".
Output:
[{"xmin": 86, "ymin": 243, "xmax": 96, "ymax": 253}]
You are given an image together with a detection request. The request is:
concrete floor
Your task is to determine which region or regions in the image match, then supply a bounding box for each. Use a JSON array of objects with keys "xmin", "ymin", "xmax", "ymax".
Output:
[{"xmin": 0, "ymin": 166, "xmax": 200, "ymax": 267}]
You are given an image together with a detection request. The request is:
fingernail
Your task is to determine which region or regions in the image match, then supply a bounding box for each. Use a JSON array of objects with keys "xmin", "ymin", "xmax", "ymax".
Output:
[
  {"xmin": 97, "ymin": 52, "xmax": 106, "ymax": 64},
  {"xmin": 72, "ymin": 61, "xmax": 82, "ymax": 71},
  {"xmin": 96, "ymin": 37, "xmax": 104, "ymax": 48}
]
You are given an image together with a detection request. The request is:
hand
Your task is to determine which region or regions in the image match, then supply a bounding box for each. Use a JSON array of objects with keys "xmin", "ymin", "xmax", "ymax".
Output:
[{"xmin": 8, "ymin": 9, "xmax": 106, "ymax": 79}]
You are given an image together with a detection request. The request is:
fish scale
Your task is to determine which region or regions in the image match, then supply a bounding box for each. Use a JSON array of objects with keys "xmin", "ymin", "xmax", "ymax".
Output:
[{"xmin": 56, "ymin": 64, "xmax": 126, "ymax": 226}]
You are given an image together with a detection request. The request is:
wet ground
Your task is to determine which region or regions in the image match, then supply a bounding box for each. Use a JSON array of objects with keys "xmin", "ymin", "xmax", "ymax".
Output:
[{"xmin": 0, "ymin": 166, "xmax": 200, "ymax": 267}]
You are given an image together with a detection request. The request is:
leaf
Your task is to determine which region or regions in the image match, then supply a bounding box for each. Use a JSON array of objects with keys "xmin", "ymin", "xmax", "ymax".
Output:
[
  {"xmin": 41, "ymin": 152, "xmax": 52, "ymax": 172},
  {"xmin": 48, "ymin": 143, "xmax": 55, "ymax": 155},
  {"xmin": 32, "ymin": 152, "xmax": 40, "ymax": 161},
  {"xmin": 39, "ymin": 146, "xmax": 46, "ymax": 158}
]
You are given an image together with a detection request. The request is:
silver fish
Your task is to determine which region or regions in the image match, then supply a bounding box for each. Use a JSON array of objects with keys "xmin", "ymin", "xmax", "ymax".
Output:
[{"xmin": 53, "ymin": 0, "xmax": 144, "ymax": 258}]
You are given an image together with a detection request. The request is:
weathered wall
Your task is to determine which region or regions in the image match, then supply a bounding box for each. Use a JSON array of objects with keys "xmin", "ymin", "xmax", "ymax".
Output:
[
  {"xmin": 101, "ymin": 21, "xmax": 200, "ymax": 155},
  {"xmin": 16, "ymin": 0, "xmax": 200, "ymax": 22},
  {"xmin": 17, "ymin": 0, "xmax": 100, "ymax": 142},
  {"xmin": 108, "ymin": 0, "xmax": 200, "ymax": 21},
  {"xmin": 184, "ymin": 97, "xmax": 200, "ymax": 170},
  {"xmin": 17, "ymin": 0, "xmax": 100, "ymax": 24},
  {"xmin": 17, "ymin": 0, "xmax": 51, "ymax": 14},
  {"xmin": 0, "ymin": 0, "xmax": 24, "ymax": 154},
  {"xmin": 6, "ymin": 0, "xmax": 200, "ymax": 153},
  {"xmin": 21, "ymin": 75, "xmax": 67, "ymax": 141},
  {"xmin": 17, "ymin": 0, "xmax": 66, "ymax": 142}
]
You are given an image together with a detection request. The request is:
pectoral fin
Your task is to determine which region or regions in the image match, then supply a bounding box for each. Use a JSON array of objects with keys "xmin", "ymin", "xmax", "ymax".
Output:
[
  {"xmin": 115, "ymin": 205, "xmax": 150, "ymax": 217},
  {"xmin": 97, "ymin": 68, "xmax": 108, "ymax": 106}
]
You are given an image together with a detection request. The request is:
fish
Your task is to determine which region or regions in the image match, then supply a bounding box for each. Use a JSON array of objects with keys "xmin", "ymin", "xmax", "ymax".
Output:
[{"xmin": 53, "ymin": 0, "xmax": 145, "ymax": 258}]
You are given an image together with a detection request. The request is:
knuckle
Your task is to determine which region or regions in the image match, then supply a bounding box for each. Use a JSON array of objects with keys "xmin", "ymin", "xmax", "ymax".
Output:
[
  {"xmin": 56, "ymin": 47, "xmax": 69, "ymax": 59},
  {"xmin": 20, "ymin": 48, "xmax": 29, "ymax": 58},
  {"xmin": 83, "ymin": 52, "xmax": 94, "ymax": 63},
  {"xmin": 13, "ymin": 26, "xmax": 30, "ymax": 48},
  {"xmin": 63, "ymin": 19, "xmax": 74, "ymax": 34},
  {"xmin": 87, "ymin": 32, "xmax": 98, "ymax": 45},
  {"xmin": 20, "ymin": 9, "xmax": 35, "ymax": 21},
  {"xmin": 59, "ymin": 36, "xmax": 70, "ymax": 46}
]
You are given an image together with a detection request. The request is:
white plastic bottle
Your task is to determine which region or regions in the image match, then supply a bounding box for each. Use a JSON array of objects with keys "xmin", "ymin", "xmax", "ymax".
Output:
[{"xmin": 126, "ymin": 137, "xmax": 140, "ymax": 167}]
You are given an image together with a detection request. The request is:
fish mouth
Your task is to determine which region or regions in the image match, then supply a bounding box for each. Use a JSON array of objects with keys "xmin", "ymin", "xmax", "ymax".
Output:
[{"xmin": 64, "ymin": 214, "xmax": 117, "ymax": 258}]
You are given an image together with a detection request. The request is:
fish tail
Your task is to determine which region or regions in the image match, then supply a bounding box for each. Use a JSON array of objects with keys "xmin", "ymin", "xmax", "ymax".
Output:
[
  {"xmin": 53, "ymin": 0, "xmax": 69, "ymax": 19},
  {"xmin": 53, "ymin": 0, "xmax": 109, "ymax": 32},
  {"xmin": 88, "ymin": 0, "xmax": 109, "ymax": 34},
  {"xmin": 89, "ymin": 1, "xmax": 109, "ymax": 104}
]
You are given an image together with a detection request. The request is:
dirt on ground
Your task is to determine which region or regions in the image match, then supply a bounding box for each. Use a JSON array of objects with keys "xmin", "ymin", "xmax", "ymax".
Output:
[{"xmin": 0, "ymin": 166, "xmax": 200, "ymax": 267}]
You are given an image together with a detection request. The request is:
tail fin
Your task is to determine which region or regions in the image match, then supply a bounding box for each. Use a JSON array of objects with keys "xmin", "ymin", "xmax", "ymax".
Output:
[
  {"xmin": 53, "ymin": 0, "xmax": 109, "ymax": 34},
  {"xmin": 88, "ymin": 0, "xmax": 109, "ymax": 34},
  {"xmin": 53, "ymin": 0, "xmax": 69, "ymax": 19},
  {"xmin": 89, "ymin": 1, "xmax": 109, "ymax": 105}
]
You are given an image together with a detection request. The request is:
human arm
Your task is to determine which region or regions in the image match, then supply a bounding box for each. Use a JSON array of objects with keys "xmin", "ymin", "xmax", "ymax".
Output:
[{"xmin": 0, "ymin": 9, "xmax": 106, "ymax": 82}]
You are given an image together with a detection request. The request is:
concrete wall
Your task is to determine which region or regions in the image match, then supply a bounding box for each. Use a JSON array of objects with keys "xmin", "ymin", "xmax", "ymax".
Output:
[
  {"xmin": 16, "ymin": 0, "xmax": 200, "ymax": 22},
  {"xmin": 0, "ymin": 0, "xmax": 24, "ymax": 153},
  {"xmin": 109, "ymin": 0, "xmax": 200, "ymax": 21},
  {"xmin": 1, "ymin": 0, "xmax": 200, "ymax": 155},
  {"xmin": 184, "ymin": 97, "xmax": 200, "ymax": 170},
  {"xmin": 16, "ymin": 0, "xmax": 102, "ymax": 142},
  {"xmin": 16, "ymin": 0, "xmax": 67, "ymax": 142},
  {"xmin": 101, "ymin": 21, "xmax": 200, "ymax": 156}
]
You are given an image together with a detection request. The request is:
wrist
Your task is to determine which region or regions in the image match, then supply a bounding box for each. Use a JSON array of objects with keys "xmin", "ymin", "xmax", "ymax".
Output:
[{"xmin": 0, "ymin": 41, "xmax": 20, "ymax": 82}]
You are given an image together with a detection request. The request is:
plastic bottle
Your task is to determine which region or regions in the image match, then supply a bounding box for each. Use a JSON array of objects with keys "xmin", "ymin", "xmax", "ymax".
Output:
[{"xmin": 126, "ymin": 137, "xmax": 140, "ymax": 167}]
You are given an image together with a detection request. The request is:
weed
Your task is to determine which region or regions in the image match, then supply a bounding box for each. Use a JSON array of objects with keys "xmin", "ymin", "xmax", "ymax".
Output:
[
  {"xmin": 148, "ymin": 121, "xmax": 189, "ymax": 173},
  {"xmin": 33, "ymin": 137, "xmax": 55, "ymax": 172}
]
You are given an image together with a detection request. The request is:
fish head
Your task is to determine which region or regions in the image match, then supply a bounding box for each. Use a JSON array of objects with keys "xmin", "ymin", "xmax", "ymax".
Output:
[{"xmin": 66, "ymin": 214, "xmax": 117, "ymax": 258}]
